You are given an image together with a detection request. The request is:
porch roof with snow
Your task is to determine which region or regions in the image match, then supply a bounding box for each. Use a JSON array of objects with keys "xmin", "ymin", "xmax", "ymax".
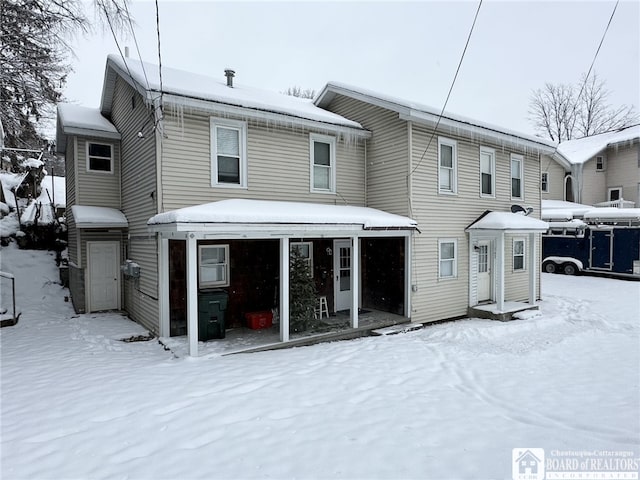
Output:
[
  {"xmin": 70, "ymin": 205, "xmax": 128, "ymax": 229},
  {"xmin": 56, "ymin": 104, "xmax": 121, "ymax": 154},
  {"xmin": 465, "ymin": 211, "xmax": 549, "ymax": 233},
  {"xmin": 147, "ymin": 199, "xmax": 417, "ymax": 236},
  {"xmin": 557, "ymin": 125, "xmax": 640, "ymax": 165},
  {"xmin": 100, "ymin": 55, "xmax": 369, "ymax": 138},
  {"xmin": 315, "ymin": 82, "xmax": 558, "ymax": 153}
]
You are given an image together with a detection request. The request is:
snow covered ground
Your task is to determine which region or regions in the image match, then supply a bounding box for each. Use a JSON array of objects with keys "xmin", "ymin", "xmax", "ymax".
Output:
[{"xmin": 1, "ymin": 243, "xmax": 638, "ymax": 479}]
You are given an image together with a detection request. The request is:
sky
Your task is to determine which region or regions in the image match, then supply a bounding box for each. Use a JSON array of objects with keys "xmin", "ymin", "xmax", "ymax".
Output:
[{"xmin": 61, "ymin": 0, "xmax": 640, "ymax": 138}]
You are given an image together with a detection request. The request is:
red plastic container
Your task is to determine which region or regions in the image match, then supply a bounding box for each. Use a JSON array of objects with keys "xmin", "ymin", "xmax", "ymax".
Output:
[{"xmin": 245, "ymin": 311, "xmax": 273, "ymax": 330}]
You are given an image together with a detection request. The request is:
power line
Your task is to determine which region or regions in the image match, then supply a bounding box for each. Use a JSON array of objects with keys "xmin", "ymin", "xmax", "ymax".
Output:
[
  {"xmin": 408, "ymin": 0, "xmax": 483, "ymax": 178},
  {"xmin": 154, "ymin": 0, "xmax": 164, "ymax": 122},
  {"xmin": 123, "ymin": 1, "xmax": 150, "ymax": 91}
]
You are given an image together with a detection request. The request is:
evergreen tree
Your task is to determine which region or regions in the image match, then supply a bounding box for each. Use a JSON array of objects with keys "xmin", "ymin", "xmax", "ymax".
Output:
[{"xmin": 289, "ymin": 247, "xmax": 317, "ymax": 333}]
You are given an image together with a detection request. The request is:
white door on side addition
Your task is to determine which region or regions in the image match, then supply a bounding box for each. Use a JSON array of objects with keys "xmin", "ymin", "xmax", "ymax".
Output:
[
  {"xmin": 334, "ymin": 239, "xmax": 352, "ymax": 312},
  {"xmin": 477, "ymin": 241, "xmax": 491, "ymax": 302},
  {"xmin": 87, "ymin": 241, "xmax": 120, "ymax": 312}
]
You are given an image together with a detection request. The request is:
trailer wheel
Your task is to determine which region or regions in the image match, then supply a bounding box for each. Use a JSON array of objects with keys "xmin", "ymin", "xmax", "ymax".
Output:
[
  {"xmin": 562, "ymin": 263, "xmax": 578, "ymax": 276},
  {"xmin": 543, "ymin": 261, "xmax": 557, "ymax": 274}
]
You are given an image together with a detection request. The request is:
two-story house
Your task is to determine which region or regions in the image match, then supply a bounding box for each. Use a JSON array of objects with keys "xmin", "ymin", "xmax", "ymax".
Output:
[
  {"xmin": 57, "ymin": 55, "xmax": 553, "ymax": 355},
  {"xmin": 541, "ymin": 125, "xmax": 640, "ymax": 206}
]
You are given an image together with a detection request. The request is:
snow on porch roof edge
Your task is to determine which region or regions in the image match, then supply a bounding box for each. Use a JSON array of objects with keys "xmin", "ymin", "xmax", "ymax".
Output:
[
  {"xmin": 71, "ymin": 205, "xmax": 128, "ymax": 228},
  {"xmin": 465, "ymin": 211, "xmax": 549, "ymax": 232},
  {"xmin": 147, "ymin": 199, "xmax": 418, "ymax": 230}
]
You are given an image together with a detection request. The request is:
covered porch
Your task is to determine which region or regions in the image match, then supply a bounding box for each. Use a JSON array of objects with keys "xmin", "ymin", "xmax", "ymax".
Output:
[
  {"xmin": 465, "ymin": 210, "xmax": 549, "ymax": 321},
  {"xmin": 148, "ymin": 199, "xmax": 417, "ymax": 356}
]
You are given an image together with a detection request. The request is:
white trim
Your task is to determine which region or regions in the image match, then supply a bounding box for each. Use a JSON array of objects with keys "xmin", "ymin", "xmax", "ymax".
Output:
[
  {"xmin": 479, "ymin": 146, "xmax": 496, "ymax": 198},
  {"xmin": 512, "ymin": 237, "xmax": 526, "ymax": 272},
  {"xmin": 510, "ymin": 153, "xmax": 524, "ymax": 200},
  {"xmin": 210, "ymin": 118, "xmax": 248, "ymax": 188},
  {"xmin": 528, "ymin": 233, "xmax": 537, "ymax": 304},
  {"xmin": 438, "ymin": 238, "xmax": 458, "ymax": 279},
  {"xmin": 541, "ymin": 171, "xmax": 549, "ymax": 193},
  {"xmin": 279, "ymin": 238, "xmax": 290, "ymax": 342},
  {"xmin": 186, "ymin": 235, "xmax": 198, "ymax": 356},
  {"xmin": 438, "ymin": 137, "xmax": 458, "ymax": 195},
  {"xmin": 351, "ymin": 236, "xmax": 359, "ymax": 328},
  {"xmin": 309, "ymin": 133, "xmax": 337, "ymax": 194},
  {"xmin": 595, "ymin": 155, "xmax": 605, "ymax": 171},
  {"xmin": 404, "ymin": 236, "xmax": 412, "ymax": 320},
  {"xmin": 608, "ymin": 186, "xmax": 622, "ymax": 202},
  {"xmin": 86, "ymin": 141, "xmax": 114, "ymax": 174},
  {"xmin": 159, "ymin": 237, "xmax": 169, "ymax": 337}
]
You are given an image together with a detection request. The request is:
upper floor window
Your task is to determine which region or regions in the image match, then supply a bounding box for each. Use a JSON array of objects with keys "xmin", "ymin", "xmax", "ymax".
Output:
[
  {"xmin": 211, "ymin": 119, "xmax": 247, "ymax": 188},
  {"xmin": 438, "ymin": 137, "xmax": 457, "ymax": 194},
  {"xmin": 479, "ymin": 146, "xmax": 495, "ymax": 197},
  {"xmin": 438, "ymin": 238, "xmax": 458, "ymax": 279},
  {"xmin": 199, "ymin": 244, "xmax": 230, "ymax": 288},
  {"xmin": 541, "ymin": 172, "xmax": 549, "ymax": 193},
  {"xmin": 87, "ymin": 142, "xmax": 113, "ymax": 173},
  {"xmin": 513, "ymin": 238, "xmax": 525, "ymax": 271},
  {"xmin": 511, "ymin": 154, "xmax": 524, "ymax": 199},
  {"xmin": 310, "ymin": 134, "xmax": 336, "ymax": 193},
  {"xmin": 596, "ymin": 155, "xmax": 605, "ymax": 171}
]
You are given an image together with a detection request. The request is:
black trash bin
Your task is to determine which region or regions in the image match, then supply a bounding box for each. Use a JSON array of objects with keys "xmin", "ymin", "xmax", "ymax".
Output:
[{"xmin": 198, "ymin": 289, "xmax": 228, "ymax": 340}]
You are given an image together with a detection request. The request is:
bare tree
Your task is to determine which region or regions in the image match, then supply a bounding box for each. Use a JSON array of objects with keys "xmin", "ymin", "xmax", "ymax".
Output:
[
  {"xmin": 0, "ymin": 0, "xmax": 131, "ymax": 148},
  {"xmin": 283, "ymin": 86, "xmax": 316, "ymax": 99},
  {"xmin": 529, "ymin": 72, "xmax": 638, "ymax": 142}
]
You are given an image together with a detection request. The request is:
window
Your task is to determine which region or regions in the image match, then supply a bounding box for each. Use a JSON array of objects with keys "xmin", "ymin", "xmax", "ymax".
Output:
[
  {"xmin": 87, "ymin": 142, "xmax": 113, "ymax": 172},
  {"xmin": 479, "ymin": 147, "xmax": 495, "ymax": 197},
  {"xmin": 199, "ymin": 245, "xmax": 230, "ymax": 288},
  {"xmin": 541, "ymin": 172, "xmax": 549, "ymax": 193},
  {"xmin": 438, "ymin": 239, "xmax": 457, "ymax": 278},
  {"xmin": 211, "ymin": 119, "xmax": 247, "ymax": 187},
  {"xmin": 310, "ymin": 134, "xmax": 336, "ymax": 193},
  {"xmin": 608, "ymin": 187, "xmax": 622, "ymax": 201},
  {"xmin": 513, "ymin": 238, "xmax": 525, "ymax": 271},
  {"xmin": 291, "ymin": 241, "xmax": 313, "ymax": 271},
  {"xmin": 596, "ymin": 155, "xmax": 605, "ymax": 171},
  {"xmin": 511, "ymin": 154, "xmax": 524, "ymax": 199},
  {"xmin": 438, "ymin": 138, "xmax": 457, "ymax": 194}
]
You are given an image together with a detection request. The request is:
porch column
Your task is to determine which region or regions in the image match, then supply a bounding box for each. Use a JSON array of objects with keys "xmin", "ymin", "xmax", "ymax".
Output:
[
  {"xmin": 528, "ymin": 232, "xmax": 537, "ymax": 304},
  {"xmin": 496, "ymin": 232, "xmax": 505, "ymax": 312},
  {"xmin": 351, "ymin": 236, "xmax": 359, "ymax": 328},
  {"xmin": 186, "ymin": 234, "xmax": 198, "ymax": 357},
  {"xmin": 404, "ymin": 235, "xmax": 412, "ymax": 319},
  {"xmin": 279, "ymin": 238, "xmax": 290, "ymax": 342},
  {"xmin": 158, "ymin": 236, "xmax": 170, "ymax": 337}
]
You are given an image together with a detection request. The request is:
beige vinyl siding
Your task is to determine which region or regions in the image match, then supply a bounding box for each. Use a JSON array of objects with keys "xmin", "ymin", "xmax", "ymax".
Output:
[
  {"xmin": 580, "ymin": 156, "xmax": 607, "ymax": 205},
  {"xmin": 76, "ymin": 137, "xmax": 121, "ymax": 208},
  {"xmin": 109, "ymin": 77, "xmax": 159, "ymax": 331},
  {"xmin": 161, "ymin": 111, "xmax": 365, "ymax": 211},
  {"xmin": 323, "ymin": 96, "xmax": 409, "ymax": 215},
  {"xmin": 605, "ymin": 144, "xmax": 640, "ymax": 205},
  {"xmin": 65, "ymin": 137, "xmax": 78, "ymax": 266},
  {"xmin": 540, "ymin": 154, "xmax": 567, "ymax": 200},
  {"xmin": 504, "ymin": 234, "xmax": 530, "ymax": 301},
  {"xmin": 409, "ymin": 123, "xmax": 542, "ymax": 322}
]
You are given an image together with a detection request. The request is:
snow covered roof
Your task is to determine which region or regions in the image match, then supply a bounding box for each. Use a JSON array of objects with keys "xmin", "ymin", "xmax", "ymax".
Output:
[
  {"xmin": 71, "ymin": 205, "xmax": 128, "ymax": 229},
  {"xmin": 541, "ymin": 200, "xmax": 594, "ymax": 218},
  {"xmin": 101, "ymin": 55, "xmax": 366, "ymax": 135},
  {"xmin": 583, "ymin": 207, "xmax": 640, "ymax": 222},
  {"xmin": 557, "ymin": 125, "xmax": 640, "ymax": 165},
  {"xmin": 57, "ymin": 104, "xmax": 120, "ymax": 154},
  {"xmin": 148, "ymin": 199, "xmax": 417, "ymax": 233},
  {"xmin": 315, "ymin": 82, "xmax": 557, "ymax": 153},
  {"xmin": 466, "ymin": 211, "xmax": 549, "ymax": 232}
]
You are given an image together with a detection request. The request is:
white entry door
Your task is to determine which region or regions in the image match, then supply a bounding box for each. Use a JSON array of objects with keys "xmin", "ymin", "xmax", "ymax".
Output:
[
  {"xmin": 334, "ymin": 239, "xmax": 351, "ymax": 312},
  {"xmin": 477, "ymin": 241, "xmax": 491, "ymax": 302},
  {"xmin": 87, "ymin": 241, "xmax": 120, "ymax": 312}
]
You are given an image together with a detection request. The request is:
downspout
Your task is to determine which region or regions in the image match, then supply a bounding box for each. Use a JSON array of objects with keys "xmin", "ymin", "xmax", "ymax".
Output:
[
  {"xmin": 407, "ymin": 121, "xmax": 413, "ymax": 216},
  {"xmin": 364, "ymin": 139, "xmax": 367, "ymax": 206}
]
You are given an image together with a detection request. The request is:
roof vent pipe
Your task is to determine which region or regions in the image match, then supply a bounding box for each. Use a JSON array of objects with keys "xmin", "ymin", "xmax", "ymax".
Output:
[{"xmin": 224, "ymin": 69, "xmax": 235, "ymax": 87}]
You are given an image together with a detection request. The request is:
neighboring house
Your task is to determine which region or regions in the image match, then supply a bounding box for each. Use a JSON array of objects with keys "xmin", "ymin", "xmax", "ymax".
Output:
[
  {"xmin": 542, "ymin": 125, "xmax": 640, "ymax": 206},
  {"xmin": 57, "ymin": 56, "xmax": 554, "ymax": 355}
]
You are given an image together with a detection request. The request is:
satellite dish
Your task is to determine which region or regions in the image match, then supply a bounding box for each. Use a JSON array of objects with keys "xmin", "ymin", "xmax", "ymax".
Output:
[
  {"xmin": 511, "ymin": 204, "xmax": 526, "ymax": 214},
  {"xmin": 525, "ymin": 206, "xmax": 534, "ymax": 216}
]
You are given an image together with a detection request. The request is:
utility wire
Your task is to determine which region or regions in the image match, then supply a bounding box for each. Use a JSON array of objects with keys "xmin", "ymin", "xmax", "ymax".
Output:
[
  {"xmin": 154, "ymin": 0, "xmax": 164, "ymax": 122},
  {"xmin": 408, "ymin": 0, "xmax": 482, "ymax": 178},
  {"xmin": 123, "ymin": 1, "xmax": 150, "ymax": 91}
]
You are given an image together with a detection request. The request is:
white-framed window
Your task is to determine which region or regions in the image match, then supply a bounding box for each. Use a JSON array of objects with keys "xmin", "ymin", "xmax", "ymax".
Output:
[
  {"xmin": 596, "ymin": 155, "xmax": 605, "ymax": 171},
  {"xmin": 438, "ymin": 239, "xmax": 458, "ymax": 279},
  {"xmin": 310, "ymin": 133, "xmax": 336, "ymax": 193},
  {"xmin": 211, "ymin": 118, "xmax": 247, "ymax": 188},
  {"xmin": 438, "ymin": 137, "xmax": 458, "ymax": 194},
  {"xmin": 199, "ymin": 244, "xmax": 230, "ymax": 288},
  {"xmin": 608, "ymin": 187, "xmax": 622, "ymax": 201},
  {"xmin": 291, "ymin": 241, "xmax": 313, "ymax": 272},
  {"xmin": 513, "ymin": 238, "xmax": 525, "ymax": 271},
  {"xmin": 479, "ymin": 146, "xmax": 495, "ymax": 197},
  {"xmin": 86, "ymin": 142, "xmax": 113, "ymax": 173},
  {"xmin": 541, "ymin": 172, "xmax": 549, "ymax": 193},
  {"xmin": 510, "ymin": 154, "xmax": 524, "ymax": 199}
]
